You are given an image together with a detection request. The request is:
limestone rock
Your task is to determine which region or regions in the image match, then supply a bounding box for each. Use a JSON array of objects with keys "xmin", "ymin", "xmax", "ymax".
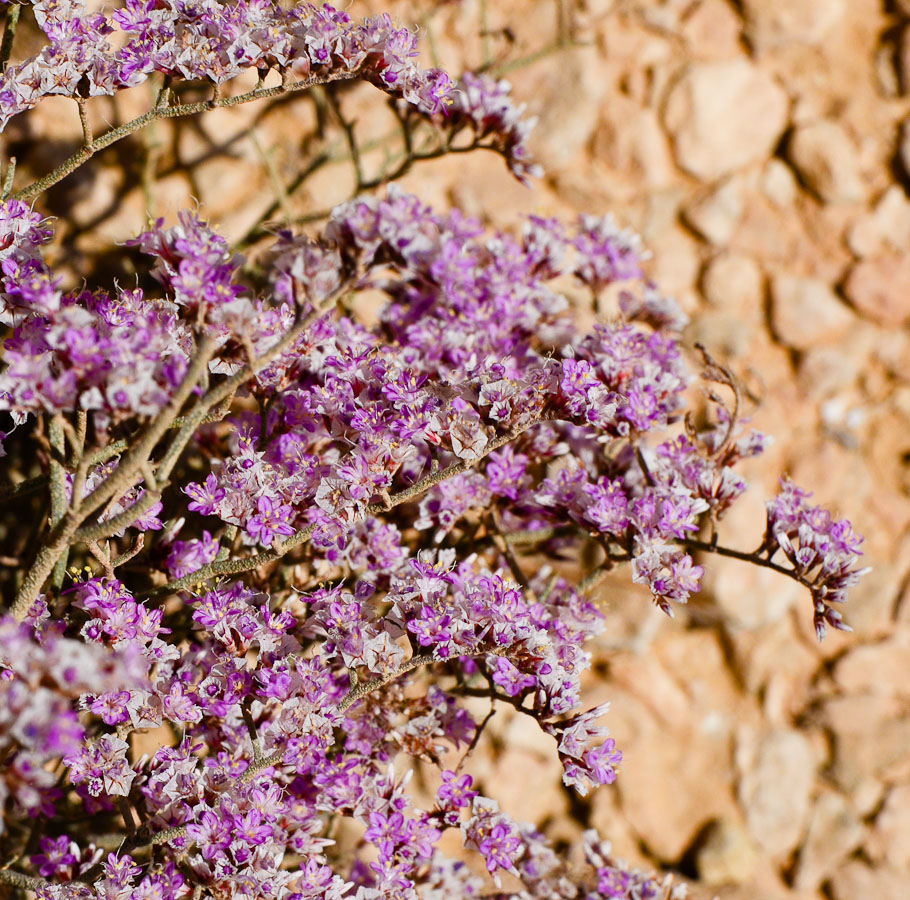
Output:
[
  {"xmin": 828, "ymin": 862, "xmax": 907, "ymax": 900},
  {"xmin": 873, "ymin": 784, "xmax": 910, "ymax": 869},
  {"xmin": 681, "ymin": 0, "xmax": 743, "ymax": 60},
  {"xmin": 736, "ymin": 727, "xmax": 817, "ymax": 857},
  {"xmin": 847, "ymin": 186, "xmax": 910, "ymax": 257},
  {"xmin": 700, "ymin": 252, "xmax": 764, "ymax": 310},
  {"xmin": 769, "ymin": 274, "xmax": 855, "ymax": 350},
  {"xmin": 760, "ymin": 158, "xmax": 799, "ymax": 207},
  {"xmin": 694, "ymin": 819, "xmax": 758, "ymax": 886},
  {"xmin": 833, "ymin": 633, "xmax": 910, "ymax": 698},
  {"xmin": 614, "ymin": 696, "xmax": 737, "ymax": 862},
  {"xmin": 787, "ymin": 120, "xmax": 867, "ymax": 205},
  {"xmin": 822, "ymin": 694, "xmax": 910, "ymax": 791},
  {"xmin": 591, "ymin": 95, "xmax": 676, "ymax": 191},
  {"xmin": 662, "ymin": 60, "xmax": 789, "ymax": 181},
  {"xmin": 742, "ymin": 0, "xmax": 847, "ymax": 51},
  {"xmin": 843, "ymin": 255, "xmax": 910, "ymax": 327},
  {"xmin": 683, "ymin": 178, "xmax": 744, "ymax": 245},
  {"xmin": 792, "ymin": 791, "xmax": 865, "ymax": 891}
]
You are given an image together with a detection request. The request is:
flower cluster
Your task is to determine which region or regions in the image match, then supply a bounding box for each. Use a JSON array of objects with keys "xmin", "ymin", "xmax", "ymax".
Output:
[
  {"xmin": 0, "ymin": 0, "xmax": 454, "ymax": 131},
  {"xmin": 0, "ymin": 606, "xmax": 148, "ymax": 829},
  {"xmin": 764, "ymin": 477, "xmax": 868, "ymax": 640},
  {"xmin": 0, "ymin": 2, "xmax": 868, "ymax": 898}
]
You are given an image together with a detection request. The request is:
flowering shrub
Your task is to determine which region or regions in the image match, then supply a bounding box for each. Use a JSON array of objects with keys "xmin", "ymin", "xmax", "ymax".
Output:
[{"xmin": 0, "ymin": 2, "xmax": 868, "ymax": 898}]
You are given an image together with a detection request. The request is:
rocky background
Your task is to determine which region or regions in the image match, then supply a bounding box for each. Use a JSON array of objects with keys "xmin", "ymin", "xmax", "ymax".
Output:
[{"xmin": 10, "ymin": 0, "xmax": 910, "ymax": 897}]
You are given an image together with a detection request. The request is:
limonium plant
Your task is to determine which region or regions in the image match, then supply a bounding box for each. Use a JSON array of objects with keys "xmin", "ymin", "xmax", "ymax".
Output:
[{"xmin": 0, "ymin": 2, "xmax": 868, "ymax": 898}]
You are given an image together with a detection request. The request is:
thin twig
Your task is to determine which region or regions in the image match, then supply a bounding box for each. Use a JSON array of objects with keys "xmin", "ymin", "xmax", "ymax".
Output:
[
  {"xmin": 76, "ymin": 97, "xmax": 93, "ymax": 145},
  {"xmin": 11, "ymin": 337, "xmax": 218, "ymax": 619},
  {"xmin": 14, "ymin": 69, "xmax": 363, "ymax": 203},
  {"xmin": 326, "ymin": 86, "xmax": 365, "ymax": 190},
  {"xmin": 456, "ymin": 702, "xmax": 496, "ymax": 773},
  {"xmin": 1, "ymin": 155, "xmax": 15, "ymax": 199},
  {"xmin": 0, "ymin": 2, "xmax": 20, "ymax": 72},
  {"xmin": 143, "ymin": 412, "xmax": 551, "ymax": 599},
  {"xmin": 677, "ymin": 537, "xmax": 809, "ymax": 586}
]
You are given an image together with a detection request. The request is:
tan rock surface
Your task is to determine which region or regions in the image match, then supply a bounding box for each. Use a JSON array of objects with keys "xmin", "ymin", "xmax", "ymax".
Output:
[
  {"xmin": 769, "ymin": 274, "xmax": 856, "ymax": 350},
  {"xmin": 736, "ymin": 727, "xmax": 818, "ymax": 857},
  {"xmin": 787, "ymin": 120, "xmax": 868, "ymax": 205},
  {"xmin": 661, "ymin": 59, "xmax": 789, "ymax": 181},
  {"xmin": 843, "ymin": 254, "xmax": 910, "ymax": 326},
  {"xmin": 741, "ymin": 0, "xmax": 847, "ymax": 50}
]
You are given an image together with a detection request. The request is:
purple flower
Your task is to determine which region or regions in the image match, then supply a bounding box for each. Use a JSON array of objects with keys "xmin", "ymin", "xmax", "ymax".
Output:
[
  {"xmin": 89, "ymin": 690, "xmax": 131, "ymax": 725},
  {"xmin": 31, "ymin": 835, "xmax": 78, "ymax": 878},
  {"xmin": 487, "ymin": 655, "xmax": 536, "ymax": 697},
  {"xmin": 462, "ymin": 799, "xmax": 522, "ymax": 877},
  {"xmin": 185, "ymin": 809, "xmax": 232, "ymax": 861},
  {"xmin": 246, "ymin": 494, "xmax": 296, "ymax": 547},
  {"xmin": 184, "ymin": 473, "xmax": 226, "ymax": 516},
  {"xmin": 436, "ymin": 770, "xmax": 477, "ymax": 812}
]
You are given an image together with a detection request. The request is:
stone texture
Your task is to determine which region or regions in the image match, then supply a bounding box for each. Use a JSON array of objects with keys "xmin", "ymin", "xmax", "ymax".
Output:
[
  {"xmin": 828, "ymin": 862, "xmax": 907, "ymax": 900},
  {"xmin": 590, "ymin": 95, "xmax": 677, "ymax": 192},
  {"xmin": 833, "ymin": 632, "xmax": 910, "ymax": 697},
  {"xmin": 694, "ymin": 820, "xmax": 758, "ymax": 886},
  {"xmin": 843, "ymin": 254, "xmax": 910, "ymax": 326},
  {"xmin": 662, "ymin": 60, "xmax": 789, "ymax": 181},
  {"xmin": 822, "ymin": 693, "xmax": 910, "ymax": 791},
  {"xmin": 700, "ymin": 253, "xmax": 764, "ymax": 310},
  {"xmin": 769, "ymin": 273, "xmax": 855, "ymax": 350},
  {"xmin": 787, "ymin": 120, "xmax": 867, "ymax": 205},
  {"xmin": 736, "ymin": 728, "xmax": 817, "ymax": 857},
  {"xmin": 792, "ymin": 791, "xmax": 865, "ymax": 891},
  {"xmin": 683, "ymin": 178, "xmax": 744, "ymax": 245},
  {"xmin": 741, "ymin": 0, "xmax": 847, "ymax": 50},
  {"xmin": 873, "ymin": 783, "xmax": 910, "ymax": 869},
  {"xmin": 847, "ymin": 186, "xmax": 910, "ymax": 257}
]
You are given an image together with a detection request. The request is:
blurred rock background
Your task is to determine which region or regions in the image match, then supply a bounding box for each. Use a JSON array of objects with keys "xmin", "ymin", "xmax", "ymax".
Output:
[{"xmin": 9, "ymin": 0, "xmax": 910, "ymax": 897}]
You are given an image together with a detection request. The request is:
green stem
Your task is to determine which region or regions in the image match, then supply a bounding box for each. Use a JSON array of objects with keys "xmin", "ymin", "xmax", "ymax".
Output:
[
  {"xmin": 0, "ymin": 3, "xmax": 20, "ymax": 72},
  {"xmin": 14, "ymin": 69, "xmax": 361, "ymax": 203},
  {"xmin": 143, "ymin": 412, "xmax": 551, "ymax": 599}
]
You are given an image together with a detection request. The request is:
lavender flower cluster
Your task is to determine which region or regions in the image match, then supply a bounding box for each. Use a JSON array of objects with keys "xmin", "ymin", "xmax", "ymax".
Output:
[
  {"xmin": 0, "ymin": 0, "xmax": 452, "ymax": 128},
  {"xmin": 0, "ymin": 2, "xmax": 866, "ymax": 898}
]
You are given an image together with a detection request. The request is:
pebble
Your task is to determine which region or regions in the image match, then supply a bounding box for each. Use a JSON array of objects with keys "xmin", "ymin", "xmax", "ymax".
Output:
[
  {"xmin": 769, "ymin": 273, "xmax": 855, "ymax": 349},
  {"xmin": 760, "ymin": 158, "xmax": 799, "ymax": 207},
  {"xmin": 847, "ymin": 186, "xmax": 910, "ymax": 257},
  {"xmin": 662, "ymin": 59, "xmax": 789, "ymax": 181},
  {"xmin": 736, "ymin": 727, "xmax": 817, "ymax": 857},
  {"xmin": 792, "ymin": 791, "xmax": 865, "ymax": 891},
  {"xmin": 843, "ymin": 254, "xmax": 910, "ymax": 326},
  {"xmin": 822, "ymin": 694, "xmax": 910, "ymax": 791},
  {"xmin": 873, "ymin": 784, "xmax": 910, "ymax": 869},
  {"xmin": 700, "ymin": 252, "xmax": 764, "ymax": 309},
  {"xmin": 694, "ymin": 819, "xmax": 758, "ymax": 885},
  {"xmin": 828, "ymin": 862, "xmax": 907, "ymax": 900},
  {"xmin": 787, "ymin": 120, "xmax": 867, "ymax": 205},
  {"xmin": 833, "ymin": 633, "xmax": 910, "ymax": 698},
  {"xmin": 741, "ymin": 0, "xmax": 847, "ymax": 51},
  {"xmin": 590, "ymin": 95, "xmax": 677, "ymax": 191},
  {"xmin": 680, "ymin": 0, "xmax": 743, "ymax": 60},
  {"xmin": 683, "ymin": 178, "xmax": 744, "ymax": 245}
]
